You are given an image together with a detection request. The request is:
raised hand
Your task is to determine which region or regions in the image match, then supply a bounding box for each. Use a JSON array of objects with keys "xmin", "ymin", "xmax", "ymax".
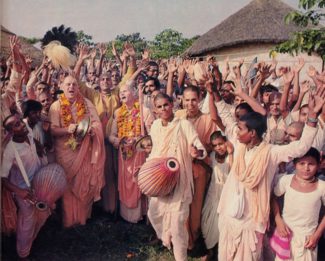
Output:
[
  {"xmin": 124, "ymin": 42, "xmax": 136, "ymax": 57},
  {"xmin": 308, "ymin": 65, "xmax": 318, "ymax": 78},
  {"xmin": 282, "ymin": 67, "xmax": 294, "ymax": 85},
  {"xmin": 98, "ymin": 43, "xmax": 108, "ymax": 57},
  {"xmin": 223, "ymin": 56, "xmax": 230, "ymax": 76},
  {"xmin": 167, "ymin": 59, "xmax": 178, "ymax": 74},
  {"xmin": 142, "ymin": 49, "xmax": 150, "ymax": 60},
  {"xmin": 205, "ymin": 74, "xmax": 214, "ymax": 94},
  {"xmin": 138, "ymin": 60, "xmax": 149, "ymax": 72},
  {"xmin": 270, "ymin": 58, "xmax": 278, "ymax": 73},
  {"xmin": 111, "ymin": 41, "xmax": 118, "ymax": 56},
  {"xmin": 90, "ymin": 48, "xmax": 97, "ymax": 60},
  {"xmin": 308, "ymin": 85, "xmax": 325, "ymax": 115},
  {"xmin": 259, "ymin": 64, "xmax": 272, "ymax": 80},
  {"xmin": 9, "ymin": 35, "xmax": 20, "ymax": 54},
  {"xmin": 26, "ymin": 56, "xmax": 33, "ymax": 66},
  {"xmin": 178, "ymin": 60, "xmax": 185, "ymax": 74},
  {"xmin": 78, "ymin": 43, "xmax": 90, "ymax": 61},
  {"xmin": 293, "ymin": 57, "xmax": 305, "ymax": 73},
  {"xmin": 278, "ymin": 66, "xmax": 288, "ymax": 77},
  {"xmin": 232, "ymin": 65, "xmax": 241, "ymax": 80},
  {"xmin": 300, "ymin": 80, "xmax": 310, "ymax": 94}
]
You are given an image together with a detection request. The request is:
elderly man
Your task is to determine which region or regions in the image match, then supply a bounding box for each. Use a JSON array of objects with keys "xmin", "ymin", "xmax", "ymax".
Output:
[{"xmin": 49, "ymin": 75, "xmax": 105, "ymax": 227}]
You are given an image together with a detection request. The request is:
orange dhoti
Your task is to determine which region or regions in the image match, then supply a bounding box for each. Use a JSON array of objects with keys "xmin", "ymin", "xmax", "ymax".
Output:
[{"xmin": 189, "ymin": 158, "xmax": 211, "ymax": 247}]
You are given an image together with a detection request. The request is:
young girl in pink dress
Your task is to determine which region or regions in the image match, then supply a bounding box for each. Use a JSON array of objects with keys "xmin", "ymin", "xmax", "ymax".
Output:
[{"xmin": 273, "ymin": 148, "xmax": 325, "ymax": 261}]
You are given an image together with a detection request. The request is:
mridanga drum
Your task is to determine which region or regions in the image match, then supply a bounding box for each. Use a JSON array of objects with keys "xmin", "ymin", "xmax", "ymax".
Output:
[
  {"xmin": 32, "ymin": 163, "xmax": 67, "ymax": 211},
  {"xmin": 138, "ymin": 157, "xmax": 180, "ymax": 197}
]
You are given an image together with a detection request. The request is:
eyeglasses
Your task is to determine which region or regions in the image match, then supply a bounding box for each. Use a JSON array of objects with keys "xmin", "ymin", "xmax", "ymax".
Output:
[{"xmin": 101, "ymin": 78, "xmax": 110, "ymax": 81}]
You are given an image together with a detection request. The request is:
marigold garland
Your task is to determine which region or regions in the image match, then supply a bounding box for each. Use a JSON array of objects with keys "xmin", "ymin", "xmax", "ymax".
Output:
[
  {"xmin": 59, "ymin": 93, "xmax": 87, "ymax": 127},
  {"xmin": 117, "ymin": 102, "xmax": 141, "ymax": 139},
  {"xmin": 59, "ymin": 93, "xmax": 87, "ymax": 151}
]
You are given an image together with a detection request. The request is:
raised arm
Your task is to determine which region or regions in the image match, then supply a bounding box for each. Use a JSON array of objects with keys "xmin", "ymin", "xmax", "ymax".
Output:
[
  {"xmin": 279, "ymin": 67, "xmax": 294, "ymax": 119},
  {"xmin": 206, "ymin": 76, "xmax": 225, "ymax": 131},
  {"xmin": 177, "ymin": 60, "xmax": 186, "ymax": 89},
  {"xmin": 96, "ymin": 43, "xmax": 108, "ymax": 77},
  {"xmin": 124, "ymin": 43, "xmax": 137, "ymax": 70},
  {"xmin": 308, "ymin": 65, "xmax": 323, "ymax": 89},
  {"xmin": 292, "ymin": 80, "xmax": 310, "ymax": 112},
  {"xmin": 9, "ymin": 35, "xmax": 22, "ymax": 74},
  {"xmin": 74, "ymin": 43, "xmax": 90, "ymax": 80},
  {"xmin": 290, "ymin": 57, "xmax": 305, "ymax": 108},
  {"xmin": 233, "ymin": 77, "xmax": 266, "ymax": 116},
  {"xmin": 250, "ymin": 64, "xmax": 271, "ymax": 98},
  {"xmin": 111, "ymin": 41, "xmax": 122, "ymax": 68},
  {"xmin": 88, "ymin": 48, "xmax": 97, "ymax": 74},
  {"xmin": 222, "ymin": 57, "xmax": 230, "ymax": 82},
  {"xmin": 166, "ymin": 59, "xmax": 178, "ymax": 97},
  {"xmin": 271, "ymin": 85, "xmax": 325, "ymax": 163}
]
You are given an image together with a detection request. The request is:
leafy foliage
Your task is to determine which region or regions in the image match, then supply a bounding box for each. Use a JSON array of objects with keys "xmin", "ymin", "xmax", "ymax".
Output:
[
  {"xmin": 21, "ymin": 37, "xmax": 41, "ymax": 45},
  {"xmin": 272, "ymin": 0, "xmax": 325, "ymax": 62},
  {"xmin": 149, "ymin": 29, "xmax": 198, "ymax": 59},
  {"xmin": 77, "ymin": 30, "xmax": 94, "ymax": 46},
  {"xmin": 104, "ymin": 30, "xmax": 198, "ymax": 59},
  {"xmin": 106, "ymin": 33, "xmax": 148, "ymax": 59}
]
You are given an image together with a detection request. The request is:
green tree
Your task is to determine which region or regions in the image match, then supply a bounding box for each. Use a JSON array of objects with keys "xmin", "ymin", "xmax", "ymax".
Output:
[
  {"xmin": 21, "ymin": 37, "xmax": 41, "ymax": 45},
  {"xmin": 272, "ymin": 0, "xmax": 325, "ymax": 65},
  {"xmin": 77, "ymin": 30, "xmax": 94, "ymax": 46},
  {"xmin": 150, "ymin": 29, "xmax": 197, "ymax": 59},
  {"xmin": 106, "ymin": 32, "xmax": 148, "ymax": 59}
]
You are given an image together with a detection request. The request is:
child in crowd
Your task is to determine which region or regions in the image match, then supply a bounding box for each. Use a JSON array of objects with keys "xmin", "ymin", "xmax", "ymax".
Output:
[
  {"xmin": 201, "ymin": 131, "xmax": 233, "ymax": 260},
  {"xmin": 273, "ymin": 148, "xmax": 325, "ymax": 261}
]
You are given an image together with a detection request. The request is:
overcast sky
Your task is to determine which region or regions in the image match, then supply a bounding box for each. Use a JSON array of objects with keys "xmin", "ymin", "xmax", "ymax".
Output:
[{"xmin": 2, "ymin": 0, "xmax": 299, "ymax": 42}]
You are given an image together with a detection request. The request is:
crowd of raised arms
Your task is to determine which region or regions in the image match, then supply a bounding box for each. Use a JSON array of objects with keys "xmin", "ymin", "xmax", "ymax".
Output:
[{"xmin": 1, "ymin": 33, "xmax": 325, "ymax": 261}]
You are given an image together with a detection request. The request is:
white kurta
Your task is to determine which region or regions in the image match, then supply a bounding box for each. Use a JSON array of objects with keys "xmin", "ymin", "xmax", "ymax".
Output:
[
  {"xmin": 201, "ymin": 153, "xmax": 230, "ymax": 249},
  {"xmin": 217, "ymin": 125, "xmax": 318, "ymax": 261},
  {"xmin": 147, "ymin": 117, "xmax": 206, "ymax": 261},
  {"xmin": 274, "ymin": 175, "xmax": 325, "ymax": 261}
]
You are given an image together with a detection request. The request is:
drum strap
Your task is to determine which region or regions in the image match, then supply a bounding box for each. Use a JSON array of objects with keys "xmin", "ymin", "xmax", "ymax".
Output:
[{"xmin": 10, "ymin": 142, "xmax": 31, "ymax": 188}]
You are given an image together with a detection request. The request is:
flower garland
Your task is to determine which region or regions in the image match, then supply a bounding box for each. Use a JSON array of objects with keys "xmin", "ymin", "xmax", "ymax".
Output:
[
  {"xmin": 117, "ymin": 102, "xmax": 141, "ymax": 138},
  {"xmin": 59, "ymin": 93, "xmax": 87, "ymax": 150},
  {"xmin": 59, "ymin": 93, "xmax": 87, "ymax": 127}
]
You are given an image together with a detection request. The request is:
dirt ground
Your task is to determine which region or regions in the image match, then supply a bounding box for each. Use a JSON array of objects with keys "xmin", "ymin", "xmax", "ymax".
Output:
[{"xmin": 2, "ymin": 202, "xmax": 325, "ymax": 261}]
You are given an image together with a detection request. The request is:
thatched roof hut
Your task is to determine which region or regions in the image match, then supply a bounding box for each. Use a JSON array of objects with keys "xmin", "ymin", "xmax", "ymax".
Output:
[
  {"xmin": 1, "ymin": 26, "xmax": 43, "ymax": 66},
  {"xmin": 186, "ymin": 0, "xmax": 309, "ymax": 57},
  {"xmin": 185, "ymin": 0, "xmax": 323, "ymax": 79}
]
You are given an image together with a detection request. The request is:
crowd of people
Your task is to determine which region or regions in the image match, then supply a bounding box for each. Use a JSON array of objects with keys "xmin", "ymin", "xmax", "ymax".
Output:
[{"xmin": 1, "ymin": 32, "xmax": 325, "ymax": 261}]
